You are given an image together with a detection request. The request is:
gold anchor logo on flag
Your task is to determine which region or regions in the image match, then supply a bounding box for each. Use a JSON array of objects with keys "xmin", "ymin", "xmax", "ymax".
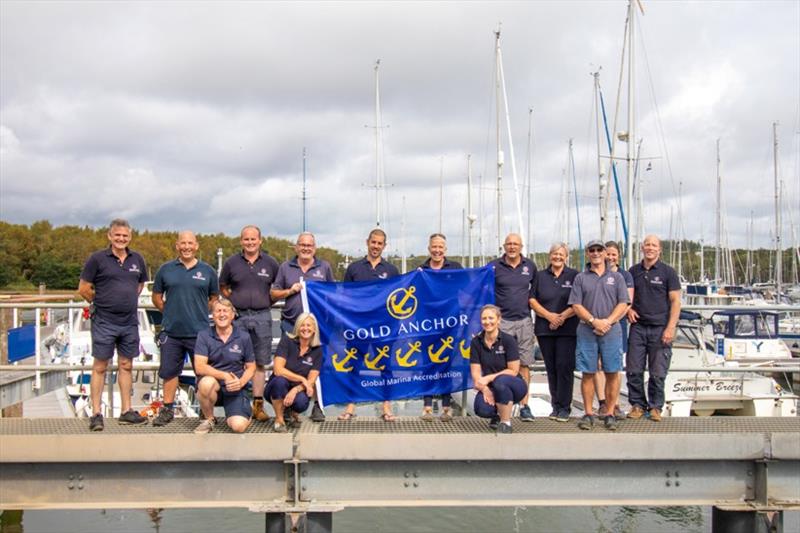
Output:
[
  {"xmin": 364, "ymin": 345, "xmax": 390, "ymax": 371},
  {"xmin": 386, "ymin": 286, "xmax": 418, "ymax": 320},
  {"xmin": 332, "ymin": 347, "xmax": 358, "ymax": 372},
  {"xmin": 428, "ymin": 336, "xmax": 454, "ymax": 363}
]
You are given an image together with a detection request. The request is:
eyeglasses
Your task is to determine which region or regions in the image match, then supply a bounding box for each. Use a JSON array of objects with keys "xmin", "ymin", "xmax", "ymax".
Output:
[
  {"xmin": 504, "ymin": 242, "xmax": 521, "ymax": 247},
  {"xmin": 587, "ymin": 247, "xmax": 604, "ymax": 254}
]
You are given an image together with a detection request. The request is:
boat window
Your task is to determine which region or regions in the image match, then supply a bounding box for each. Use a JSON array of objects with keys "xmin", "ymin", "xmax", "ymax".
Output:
[
  {"xmin": 755, "ymin": 314, "xmax": 776, "ymax": 337},
  {"xmin": 674, "ymin": 325, "xmax": 699, "ymax": 348},
  {"xmin": 733, "ymin": 315, "xmax": 756, "ymax": 337},
  {"xmin": 712, "ymin": 315, "xmax": 730, "ymax": 335}
]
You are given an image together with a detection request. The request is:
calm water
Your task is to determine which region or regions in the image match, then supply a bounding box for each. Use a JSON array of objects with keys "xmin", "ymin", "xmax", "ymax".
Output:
[{"xmin": 3, "ymin": 507, "xmax": 799, "ymax": 533}]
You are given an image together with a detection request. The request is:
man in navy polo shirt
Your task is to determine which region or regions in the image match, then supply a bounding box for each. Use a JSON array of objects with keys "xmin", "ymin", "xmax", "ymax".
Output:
[
  {"xmin": 340, "ymin": 228, "xmax": 399, "ymax": 421},
  {"xmin": 419, "ymin": 233, "xmax": 462, "ymax": 421},
  {"xmin": 568, "ymin": 239, "xmax": 630, "ymax": 431},
  {"xmin": 220, "ymin": 225, "xmax": 279, "ymax": 423},
  {"xmin": 151, "ymin": 230, "xmax": 219, "ymax": 426},
  {"xmin": 271, "ymin": 231, "xmax": 333, "ymax": 421},
  {"xmin": 489, "ymin": 232, "xmax": 537, "ymax": 421},
  {"xmin": 78, "ymin": 219, "xmax": 149, "ymax": 431},
  {"xmin": 626, "ymin": 235, "xmax": 681, "ymax": 422}
]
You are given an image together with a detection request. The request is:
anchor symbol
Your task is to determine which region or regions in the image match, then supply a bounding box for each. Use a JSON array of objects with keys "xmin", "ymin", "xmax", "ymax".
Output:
[
  {"xmin": 395, "ymin": 341, "xmax": 422, "ymax": 367},
  {"xmin": 428, "ymin": 336, "xmax": 454, "ymax": 363},
  {"xmin": 364, "ymin": 345, "xmax": 390, "ymax": 371},
  {"xmin": 332, "ymin": 347, "xmax": 358, "ymax": 372},
  {"xmin": 387, "ymin": 286, "xmax": 417, "ymax": 319},
  {"xmin": 459, "ymin": 340, "xmax": 471, "ymax": 360}
]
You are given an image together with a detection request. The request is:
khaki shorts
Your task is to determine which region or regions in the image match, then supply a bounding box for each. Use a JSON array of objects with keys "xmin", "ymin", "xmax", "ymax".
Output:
[{"xmin": 500, "ymin": 317, "xmax": 536, "ymax": 366}]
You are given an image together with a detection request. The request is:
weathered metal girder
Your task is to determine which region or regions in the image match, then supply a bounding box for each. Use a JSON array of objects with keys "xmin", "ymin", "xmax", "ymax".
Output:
[{"xmin": 1, "ymin": 419, "xmax": 798, "ymax": 512}]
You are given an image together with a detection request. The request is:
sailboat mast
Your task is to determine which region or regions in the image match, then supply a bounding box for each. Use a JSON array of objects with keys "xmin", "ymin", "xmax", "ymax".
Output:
[
  {"xmin": 302, "ymin": 147, "xmax": 308, "ymax": 231},
  {"xmin": 625, "ymin": 0, "xmax": 636, "ymax": 267},
  {"xmin": 374, "ymin": 59, "xmax": 384, "ymax": 227},
  {"xmin": 715, "ymin": 138, "xmax": 721, "ymax": 284},
  {"xmin": 594, "ymin": 70, "xmax": 608, "ymax": 241},
  {"xmin": 438, "ymin": 156, "xmax": 444, "ymax": 234},
  {"xmin": 774, "ymin": 121, "xmax": 782, "ymax": 301},
  {"xmin": 495, "ymin": 29, "xmax": 504, "ymax": 253},
  {"xmin": 467, "ymin": 154, "xmax": 475, "ymax": 268},
  {"xmin": 526, "ymin": 107, "xmax": 533, "ymax": 257}
]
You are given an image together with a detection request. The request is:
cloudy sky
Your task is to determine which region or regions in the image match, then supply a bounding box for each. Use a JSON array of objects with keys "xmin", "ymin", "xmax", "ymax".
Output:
[{"xmin": 1, "ymin": 1, "xmax": 798, "ymax": 261}]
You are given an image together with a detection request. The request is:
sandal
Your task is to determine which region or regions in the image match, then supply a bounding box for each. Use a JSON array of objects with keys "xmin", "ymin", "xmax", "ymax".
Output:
[
  {"xmin": 273, "ymin": 422, "xmax": 287, "ymax": 433},
  {"xmin": 420, "ymin": 410, "xmax": 434, "ymax": 422},
  {"xmin": 440, "ymin": 410, "xmax": 453, "ymax": 422},
  {"xmin": 381, "ymin": 412, "xmax": 397, "ymax": 422},
  {"xmin": 337, "ymin": 411, "xmax": 356, "ymax": 421}
]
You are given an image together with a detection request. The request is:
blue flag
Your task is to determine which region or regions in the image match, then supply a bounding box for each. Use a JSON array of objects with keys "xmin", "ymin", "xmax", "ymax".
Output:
[{"xmin": 305, "ymin": 266, "xmax": 494, "ymax": 406}]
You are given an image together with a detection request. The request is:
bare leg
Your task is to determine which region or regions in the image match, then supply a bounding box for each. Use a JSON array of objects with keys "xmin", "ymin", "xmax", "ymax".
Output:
[
  {"xmin": 90, "ymin": 358, "xmax": 109, "ymax": 415},
  {"xmin": 227, "ymin": 415, "xmax": 251, "ymax": 433},
  {"xmin": 581, "ymin": 373, "xmax": 596, "ymax": 416},
  {"xmin": 117, "ymin": 356, "xmax": 135, "ymax": 413},
  {"xmin": 594, "ymin": 358, "xmax": 606, "ymax": 408},
  {"xmin": 382, "ymin": 400, "xmax": 393, "ymax": 415},
  {"xmin": 518, "ymin": 367, "xmax": 530, "ymax": 406},
  {"xmin": 497, "ymin": 402, "xmax": 513, "ymax": 423},
  {"xmin": 197, "ymin": 376, "xmax": 219, "ymax": 419},
  {"xmin": 252, "ymin": 365, "xmax": 266, "ymax": 397},
  {"xmin": 604, "ymin": 372, "xmax": 620, "ymax": 417},
  {"xmin": 162, "ymin": 376, "xmax": 178, "ymax": 404}
]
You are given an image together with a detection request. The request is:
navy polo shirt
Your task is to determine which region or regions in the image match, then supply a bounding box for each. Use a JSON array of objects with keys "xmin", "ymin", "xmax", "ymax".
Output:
[
  {"xmin": 568, "ymin": 263, "xmax": 629, "ymax": 319},
  {"xmin": 80, "ymin": 247, "xmax": 148, "ymax": 326},
  {"xmin": 194, "ymin": 325, "xmax": 254, "ymax": 378},
  {"xmin": 343, "ymin": 257, "xmax": 399, "ymax": 282},
  {"xmin": 469, "ymin": 330, "xmax": 519, "ymax": 376},
  {"xmin": 275, "ymin": 336, "xmax": 322, "ymax": 380},
  {"xmin": 489, "ymin": 255, "xmax": 537, "ymax": 321},
  {"xmin": 530, "ymin": 266, "xmax": 579, "ymax": 337},
  {"xmin": 421, "ymin": 257, "xmax": 463, "ymax": 270},
  {"xmin": 274, "ymin": 257, "xmax": 335, "ymax": 323},
  {"xmin": 629, "ymin": 260, "xmax": 680, "ymax": 326},
  {"xmin": 153, "ymin": 259, "xmax": 219, "ymax": 338},
  {"xmin": 219, "ymin": 251, "xmax": 279, "ymax": 311}
]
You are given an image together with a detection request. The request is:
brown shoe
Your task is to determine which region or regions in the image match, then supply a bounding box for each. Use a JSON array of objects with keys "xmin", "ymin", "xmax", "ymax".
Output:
[
  {"xmin": 253, "ymin": 398, "xmax": 270, "ymax": 422},
  {"xmin": 627, "ymin": 406, "xmax": 646, "ymax": 420},
  {"xmin": 649, "ymin": 408, "xmax": 662, "ymax": 422}
]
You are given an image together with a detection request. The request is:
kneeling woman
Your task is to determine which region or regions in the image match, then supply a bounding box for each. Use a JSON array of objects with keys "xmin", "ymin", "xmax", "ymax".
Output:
[
  {"xmin": 265, "ymin": 312, "xmax": 322, "ymax": 432},
  {"xmin": 194, "ymin": 297, "xmax": 256, "ymax": 434},
  {"xmin": 470, "ymin": 304, "xmax": 528, "ymax": 434}
]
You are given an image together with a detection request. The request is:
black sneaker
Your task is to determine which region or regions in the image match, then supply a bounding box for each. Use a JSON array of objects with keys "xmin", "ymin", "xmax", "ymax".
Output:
[
  {"xmin": 119, "ymin": 409, "xmax": 147, "ymax": 425},
  {"xmin": 488, "ymin": 416, "xmax": 500, "ymax": 430},
  {"xmin": 548, "ymin": 409, "xmax": 558, "ymax": 420},
  {"xmin": 555, "ymin": 410, "xmax": 570, "ymax": 423},
  {"xmin": 604, "ymin": 415, "xmax": 618, "ymax": 431},
  {"xmin": 310, "ymin": 401, "xmax": 326, "ymax": 422},
  {"xmin": 497, "ymin": 422, "xmax": 513, "ymax": 434},
  {"xmin": 578, "ymin": 414, "xmax": 595, "ymax": 430},
  {"xmin": 519, "ymin": 405, "xmax": 535, "ymax": 422},
  {"xmin": 89, "ymin": 413, "xmax": 104, "ymax": 432},
  {"xmin": 152, "ymin": 407, "xmax": 175, "ymax": 427}
]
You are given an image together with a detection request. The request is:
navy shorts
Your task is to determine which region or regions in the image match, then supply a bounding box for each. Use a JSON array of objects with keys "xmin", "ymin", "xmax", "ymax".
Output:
[
  {"xmin": 91, "ymin": 315, "xmax": 140, "ymax": 361},
  {"xmin": 220, "ymin": 387, "xmax": 252, "ymax": 419},
  {"xmin": 235, "ymin": 311, "xmax": 273, "ymax": 366},
  {"xmin": 575, "ymin": 324, "xmax": 624, "ymax": 373},
  {"xmin": 158, "ymin": 333, "xmax": 196, "ymax": 380}
]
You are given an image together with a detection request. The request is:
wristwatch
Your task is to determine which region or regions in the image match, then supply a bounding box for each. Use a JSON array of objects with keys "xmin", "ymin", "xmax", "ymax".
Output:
[{"xmin": 588, "ymin": 316, "xmax": 595, "ymax": 325}]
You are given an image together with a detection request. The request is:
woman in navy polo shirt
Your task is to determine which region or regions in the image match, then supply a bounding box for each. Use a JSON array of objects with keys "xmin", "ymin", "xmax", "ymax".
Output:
[
  {"xmin": 193, "ymin": 297, "xmax": 256, "ymax": 434},
  {"xmin": 530, "ymin": 243, "xmax": 579, "ymax": 422},
  {"xmin": 265, "ymin": 312, "xmax": 323, "ymax": 432},
  {"xmin": 470, "ymin": 304, "xmax": 528, "ymax": 434}
]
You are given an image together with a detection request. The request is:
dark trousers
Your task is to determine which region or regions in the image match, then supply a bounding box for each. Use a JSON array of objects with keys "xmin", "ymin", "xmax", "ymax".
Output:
[
  {"xmin": 265, "ymin": 376, "xmax": 311, "ymax": 414},
  {"xmin": 626, "ymin": 323, "xmax": 672, "ymax": 410},
  {"xmin": 473, "ymin": 375, "xmax": 527, "ymax": 418},
  {"xmin": 423, "ymin": 395, "xmax": 451, "ymax": 408},
  {"xmin": 538, "ymin": 335, "xmax": 576, "ymax": 414}
]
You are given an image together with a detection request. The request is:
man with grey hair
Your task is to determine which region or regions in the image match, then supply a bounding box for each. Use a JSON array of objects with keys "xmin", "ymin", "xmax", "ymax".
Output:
[
  {"xmin": 220, "ymin": 225, "xmax": 280, "ymax": 423},
  {"xmin": 489, "ymin": 232, "xmax": 538, "ymax": 422},
  {"xmin": 271, "ymin": 231, "xmax": 334, "ymax": 421},
  {"xmin": 78, "ymin": 219, "xmax": 149, "ymax": 431}
]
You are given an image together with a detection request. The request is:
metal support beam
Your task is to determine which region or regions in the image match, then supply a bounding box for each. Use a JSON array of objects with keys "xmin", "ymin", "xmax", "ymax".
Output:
[
  {"xmin": 265, "ymin": 512, "xmax": 333, "ymax": 533},
  {"xmin": 0, "ymin": 370, "xmax": 68, "ymax": 409},
  {"xmin": 712, "ymin": 507, "xmax": 783, "ymax": 533}
]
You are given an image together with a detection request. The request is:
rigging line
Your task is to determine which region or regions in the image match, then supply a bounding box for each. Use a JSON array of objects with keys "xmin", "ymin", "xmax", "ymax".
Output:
[
  {"xmin": 570, "ymin": 140, "xmax": 585, "ymax": 266},
  {"xmin": 598, "ymin": 83, "xmax": 629, "ymax": 243},
  {"xmin": 609, "ymin": 5, "xmax": 630, "ymax": 189}
]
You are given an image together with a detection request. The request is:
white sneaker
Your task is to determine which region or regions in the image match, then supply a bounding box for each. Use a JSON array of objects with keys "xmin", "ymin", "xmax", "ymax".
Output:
[{"xmin": 194, "ymin": 418, "xmax": 216, "ymax": 434}]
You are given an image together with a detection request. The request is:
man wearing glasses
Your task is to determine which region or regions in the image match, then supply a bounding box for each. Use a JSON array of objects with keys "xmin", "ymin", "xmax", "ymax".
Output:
[
  {"xmin": 271, "ymin": 232, "xmax": 334, "ymax": 422},
  {"xmin": 489, "ymin": 233, "xmax": 538, "ymax": 422},
  {"xmin": 568, "ymin": 240, "xmax": 630, "ymax": 431}
]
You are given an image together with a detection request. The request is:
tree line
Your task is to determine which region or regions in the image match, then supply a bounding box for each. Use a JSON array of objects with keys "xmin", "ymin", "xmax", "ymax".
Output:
[{"xmin": 1, "ymin": 220, "xmax": 797, "ymax": 291}]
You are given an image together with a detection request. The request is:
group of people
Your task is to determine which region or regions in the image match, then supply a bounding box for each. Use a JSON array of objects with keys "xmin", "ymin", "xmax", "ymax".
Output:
[{"xmin": 78, "ymin": 218, "xmax": 680, "ymax": 435}]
